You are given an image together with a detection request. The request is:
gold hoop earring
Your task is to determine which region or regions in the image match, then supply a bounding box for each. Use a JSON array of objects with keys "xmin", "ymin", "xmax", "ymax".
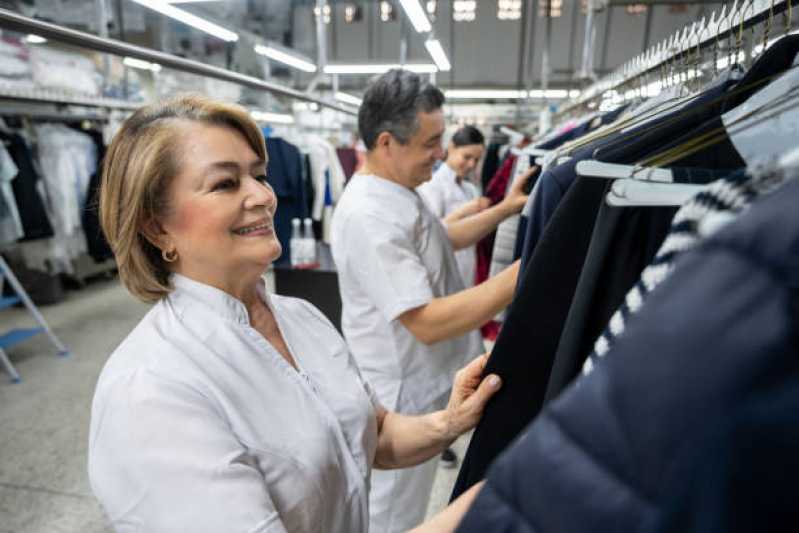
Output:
[{"xmin": 162, "ymin": 249, "xmax": 178, "ymax": 263}]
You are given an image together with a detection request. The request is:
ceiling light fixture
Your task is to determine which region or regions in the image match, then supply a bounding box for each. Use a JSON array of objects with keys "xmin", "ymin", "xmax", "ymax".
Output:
[
  {"xmin": 445, "ymin": 89, "xmax": 528, "ymax": 99},
  {"xmin": 250, "ymin": 110, "xmax": 295, "ymax": 124},
  {"xmin": 397, "ymin": 0, "xmax": 433, "ymax": 32},
  {"xmin": 425, "ymin": 39, "xmax": 451, "ymax": 72},
  {"xmin": 130, "ymin": 0, "xmax": 239, "ymax": 42},
  {"xmin": 453, "ymin": 0, "xmax": 477, "ymax": 22},
  {"xmin": 324, "ymin": 63, "xmax": 438, "ymax": 74},
  {"xmin": 254, "ymin": 44, "xmax": 317, "ymax": 73},
  {"xmin": 24, "ymin": 34, "xmax": 47, "ymax": 44},
  {"xmin": 335, "ymin": 92, "xmax": 363, "ymax": 106},
  {"xmin": 123, "ymin": 56, "xmax": 162, "ymax": 72},
  {"xmin": 528, "ymin": 89, "xmax": 569, "ymax": 98}
]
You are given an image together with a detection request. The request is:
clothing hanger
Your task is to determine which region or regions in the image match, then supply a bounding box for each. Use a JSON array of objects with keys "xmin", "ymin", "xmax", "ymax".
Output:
[
  {"xmin": 605, "ymin": 179, "xmax": 705, "ymax": 207},
  {"xmin": 642, "ymin": 60, "xmax": 799, "ymax": 168},
  {"xmin": 575, "ymin": 160, "xmax": 675, "ymax": 182}
]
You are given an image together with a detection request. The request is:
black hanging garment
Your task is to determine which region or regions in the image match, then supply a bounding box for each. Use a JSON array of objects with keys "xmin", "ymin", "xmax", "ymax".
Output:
[
  {"xmin": 451, "ymin": 61, "xmax": 762, "ymax": 499},
  {"xmin": 1, "ymin": 132, "xmax": 53, "ymax": 241},
  {"xmin": 79, "ymin": 128, "xmax": 113, "ymax": 262}
]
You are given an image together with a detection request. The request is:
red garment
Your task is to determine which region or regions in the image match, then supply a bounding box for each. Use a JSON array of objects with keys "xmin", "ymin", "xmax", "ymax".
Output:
[
  {"xmin": 336, "ymin": 148, "xmax": 358, "ymax": 181},
  {"xmin": 475, "ymin": 154, "xmax": 516, "ymax": 286}
]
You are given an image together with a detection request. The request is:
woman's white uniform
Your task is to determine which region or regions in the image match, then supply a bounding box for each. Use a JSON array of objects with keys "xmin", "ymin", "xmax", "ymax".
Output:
[
  {"xmin": 417, "ymin": 163, "xmax": 480, "ymax": 286},
  {"xmin": 331, "ymin": 174, "xmax": 484, "ymax": 532},
  {"xmin": 88, "ymin": 275, "xmax": 379, "ymax": 533}
]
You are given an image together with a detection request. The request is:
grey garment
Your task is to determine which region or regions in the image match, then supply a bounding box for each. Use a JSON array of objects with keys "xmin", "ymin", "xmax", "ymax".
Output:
[
  {"xmin": 583, "ymin": 168, "xmax": 790, "ymax": 377},
  {"xmin": 488, "ymin": 157, "xmax": 530, "ymax": 320},
  {"xmin": 0, "ymin": 142, "xmax": 21, "ymax": 244}
]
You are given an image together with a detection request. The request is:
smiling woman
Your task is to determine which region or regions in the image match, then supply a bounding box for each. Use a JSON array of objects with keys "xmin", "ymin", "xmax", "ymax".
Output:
[{"xmin": 88, "ymin": 94, "xmax": 501, "ymax": 533}]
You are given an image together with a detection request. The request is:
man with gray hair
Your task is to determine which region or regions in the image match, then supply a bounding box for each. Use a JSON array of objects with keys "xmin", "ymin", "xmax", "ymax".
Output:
[{"xmin": 331, "ymin": 69, "xmax": 530, "ymax": 532}]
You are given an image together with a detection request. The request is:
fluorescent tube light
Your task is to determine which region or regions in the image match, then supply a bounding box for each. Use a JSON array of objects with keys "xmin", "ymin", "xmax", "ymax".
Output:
[
  {"xmin": 24, "ymin": 34, "xmax": 47, "ymax": 44},
  {"xmin": 398, "ymin": 0, "xmax": 433, "ymax": 32},
  {"xmin": 130, "ymin": 0, "xmax": 239, "ymax": 42},
  {"xmin": 425, "ymin": 39, "xmax": 451, "ymax": 72},
  {"xmin": 124, "ymin": 57, "xmax": 162, "ymax": 72},
  {"xmin": 250, "ymin": 110, "xmax": 295, "ymax": 124},
  {"xmin": 445, "ymin": 89, "xmax": 527, "ymax": 99},
  {"xmin": 254, "ymin": 44, "xmax": 317, "ymax": 73},
  {"xmin": 528, "ymin": 89, "xmax": 569, "ymax": 99},
  {"xmin": 324, "ymin": 63, "xmax": 438, "ymax": 74},
  {"xmin": 335, "ymin": 92, "xmax": 363, "ymax": 106}
]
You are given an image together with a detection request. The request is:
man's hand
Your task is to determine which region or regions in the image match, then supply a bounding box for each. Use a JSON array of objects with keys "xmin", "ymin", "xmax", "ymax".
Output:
[{"xmin": 499, "ymin": 165, "xmax": 538, "ymax": 215}]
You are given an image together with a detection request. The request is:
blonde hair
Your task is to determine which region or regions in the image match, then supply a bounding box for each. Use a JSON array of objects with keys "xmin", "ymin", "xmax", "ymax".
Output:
[{"xmin": 99, "ymin": 95, "xmax": 266, "ymax": 303}]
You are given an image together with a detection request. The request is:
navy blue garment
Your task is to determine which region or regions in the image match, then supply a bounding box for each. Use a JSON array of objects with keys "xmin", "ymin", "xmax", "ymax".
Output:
[
  {"xmin": 457, "ymin": 175, "xmax": 799, "ymax": 533},
  {"xmin": 481, "ymin": 143, "xmax": 503, "ymax": 190},
  {"xmin": 653, "ymin": 379, "xmax": 799, "ymax": 533},
  {"xmin": 264, "ymin": 137, "xmax": 308, "ymax": 265},
  {"xmin": 452, "ymin": 79, "xmax": 742, "ymax": 502}
]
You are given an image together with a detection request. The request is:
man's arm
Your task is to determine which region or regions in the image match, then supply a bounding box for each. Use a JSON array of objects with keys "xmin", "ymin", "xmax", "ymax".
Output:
[
  {"xmin": 398, "ymin": 261, "xmax": 520, "ymax": 345},
  {"xmin": 446, "ymin": 166, "xmax": 537, "ymax": 251},
  {"xmin": 442, "ymin": 197, "xmax": 491, "ymax": 225}
]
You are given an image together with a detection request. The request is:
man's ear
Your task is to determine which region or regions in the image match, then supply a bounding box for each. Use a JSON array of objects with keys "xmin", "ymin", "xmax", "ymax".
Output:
[
  {"xmin": 141, "ymin": 217, "xmax": 170, "ymax": 252},
  {"xmin": 375, "ymin": 131, "xmax": 394, "ymax": 152}
]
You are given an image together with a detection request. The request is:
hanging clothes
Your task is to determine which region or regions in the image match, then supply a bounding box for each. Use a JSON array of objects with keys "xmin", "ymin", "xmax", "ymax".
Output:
[
  {"xmin": 480, "ymin": 142, "xmax": 503, "ymax": 190},
  {"xmin": 452, "ymin": 58, "xmax": 763, "ymax": 500},
  {"xmin": 336, "ymin": 147, "xmax": 358, "ymax": 181},
  {"xmin": 0, "ymin": 141, "xmax": 22, "ymax": 245},
  {"xmin": 456, "ymin": 171, "xmax": 799, "ymax": 533},
  {"xmin": 78, "ymin": 126, "xmax": 113, "ymax": 263},
  {"xmin": 264, "ymin": 136, "xmax": 308, "ymax": 266},
  {"xmin": 453, "ymin": 34, "xmax": 799, "ymax": 501},
  {"xmin": 1, "ymin": 131, "xmax": 53, "ymax": 241}
]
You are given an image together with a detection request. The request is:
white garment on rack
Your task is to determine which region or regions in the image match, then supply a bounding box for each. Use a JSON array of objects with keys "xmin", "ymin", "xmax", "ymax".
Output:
[
  {"xmin": 296, "ymin": 134, "xmax": 347, "ymax": 243},
  {"xmin": 26, "ymin": 124, "xmax": 97, "ymax": 272},
  {"xmin": 0, "ymin": 143, "xmax": 22, "ymax": 245},
  {"xmin": 488, "ymin": 156, "xmax": 530, "ymax": 320}
]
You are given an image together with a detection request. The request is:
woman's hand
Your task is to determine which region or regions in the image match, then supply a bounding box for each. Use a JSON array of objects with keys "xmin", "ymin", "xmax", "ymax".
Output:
[
  {"xmin": 444, "ymin": 354, "xmax": 502, "ymax": 439},
  {"xmin": 499, "ymin": 165, "xmax": 538, "ymax": 215}
]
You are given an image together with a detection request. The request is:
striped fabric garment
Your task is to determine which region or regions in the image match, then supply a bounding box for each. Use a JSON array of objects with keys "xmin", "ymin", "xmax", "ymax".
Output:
[{"xmin": 582, "ymin": 167, "xmax": 789, "ymax": 376}]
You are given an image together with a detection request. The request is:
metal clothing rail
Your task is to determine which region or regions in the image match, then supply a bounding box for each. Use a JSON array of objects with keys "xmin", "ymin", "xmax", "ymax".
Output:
[
  {"xmin": 0, "ymin": 86, "xmax": 140, "ymax": 111},
  {"xmin": 560, "ymin": 0, "xmax": 797, "ymax": 114},
  {"xmin": 0, "ymin": 8, "xmax": 356, "ymax": 116}
]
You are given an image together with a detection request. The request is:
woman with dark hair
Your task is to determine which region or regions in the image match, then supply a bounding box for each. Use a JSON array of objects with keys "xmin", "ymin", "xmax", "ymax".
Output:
[{"xmin": 418, "ymin": 125, "xmax": 488, "ymax": 287}]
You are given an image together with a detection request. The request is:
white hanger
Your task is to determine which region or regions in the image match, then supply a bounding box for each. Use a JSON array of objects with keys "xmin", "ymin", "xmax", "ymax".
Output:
[
  {"xmin": 576, "ymin": 160, "xmax": 675, "ymax": 182},
  {"xmin": 606, "ymin": 179, "xmax": 706, "ymax": 207}
]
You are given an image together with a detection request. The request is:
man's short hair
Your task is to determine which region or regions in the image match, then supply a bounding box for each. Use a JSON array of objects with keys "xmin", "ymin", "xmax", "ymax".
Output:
[{"xmin": 358, "ymin": 69, "xmax": 445, "ymax": 151}]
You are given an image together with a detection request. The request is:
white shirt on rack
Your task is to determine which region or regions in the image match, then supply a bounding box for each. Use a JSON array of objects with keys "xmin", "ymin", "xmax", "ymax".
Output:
[
  {"xmin": 331, "ymin": 173, "xmax": 484, "ymax": 415},
  {"xmin": 88, "ymin": 274, "xmax": 379, "ymax": 533},
  {"xmin": 416, "ymin": 163, "xmax": 480, "ymax": 286}
]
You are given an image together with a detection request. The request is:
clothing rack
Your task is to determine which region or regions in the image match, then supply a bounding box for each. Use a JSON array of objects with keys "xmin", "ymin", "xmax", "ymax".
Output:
[
  {"xmin": 560, "ymin": 0, "xmax": 798, "ymax": 116},
  {"xmin": 0, "ymin": 8, "xmax": 356, "ymax": 116}
]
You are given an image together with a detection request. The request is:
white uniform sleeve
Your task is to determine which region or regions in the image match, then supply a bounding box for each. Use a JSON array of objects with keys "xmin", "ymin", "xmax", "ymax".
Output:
[
  {"xmin": 416, "ymin": 182, "xmax": 446, "ymax": 219},
  {"xmin": 342, "ymin": 212, "xmax": 434, "ymax": 322},
  {"xmin": 89, "ymin": 371, "xmax": 288, "ymax": 533}
]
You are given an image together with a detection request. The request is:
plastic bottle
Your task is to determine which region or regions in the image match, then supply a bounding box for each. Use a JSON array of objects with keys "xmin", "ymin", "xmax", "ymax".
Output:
[
  {"xmin": 303, "ymin": 218, "xmax": 317, "ymax": 267},
  {"xmin": 290, "ymin": 218, "xmax": 303, "ymax": 267}
]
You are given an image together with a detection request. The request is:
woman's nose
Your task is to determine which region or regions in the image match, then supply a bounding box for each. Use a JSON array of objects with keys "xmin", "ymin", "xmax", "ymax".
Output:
[{"xmin": 244, "ymin": 176, "xmax": 277, "ymax": 212}]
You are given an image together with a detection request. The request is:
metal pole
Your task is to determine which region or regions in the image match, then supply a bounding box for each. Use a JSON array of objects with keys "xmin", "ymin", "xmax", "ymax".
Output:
[
  {"xmin": 0, "ymin": 8, "xmax": 354, "ymax": 114},
  {"xmin": 579, "ymin": 0, "xmax": 597, "ymax": 80},
  {"xmin": 541, "ymin": 0, "xmax": 552, "ymax": 102},
  {"xmin": 399, "ymin": 15, "xmax": 408, "ymax": 65}
]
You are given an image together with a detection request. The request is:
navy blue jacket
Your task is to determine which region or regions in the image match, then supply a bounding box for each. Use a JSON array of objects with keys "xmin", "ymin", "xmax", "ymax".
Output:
[{"xmin": 457, "ymin": 176, "xmax": 799, "ymax": 532}]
